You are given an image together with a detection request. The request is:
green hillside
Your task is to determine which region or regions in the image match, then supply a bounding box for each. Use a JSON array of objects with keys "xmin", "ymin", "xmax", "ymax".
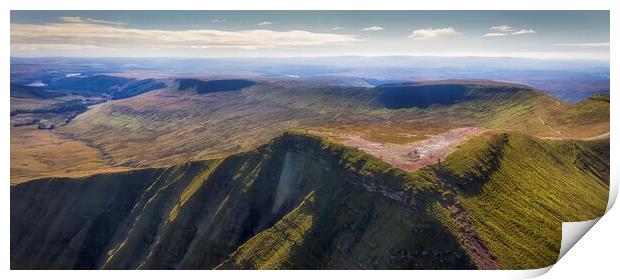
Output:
[
  {"xmin": 11, "ymin": 131, "xmax": 608, "ymax": 269},
  {"xmin": 435, "ymin": 132, "xmax": 608, "ymax": 268},
  {"xmin": 55, "ymin": 80, "xmax": 604, "ymax": 172}
]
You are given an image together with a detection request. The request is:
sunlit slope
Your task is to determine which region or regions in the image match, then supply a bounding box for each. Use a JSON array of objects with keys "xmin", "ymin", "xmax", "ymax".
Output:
[
  {"xmin": 11, "ymin": 132, "xmax": 471, "ymax": 269},
  {"xmin": 436, "ymin": 132, "xmax": 608, "ymax": 269},
  {"xmin": 57, "ymin": 80, "xmax": 607, "ymax": 171},
  {"xmin": 59, "ymin": 81, "xmax": 380, "ymax": 167},
  {"xmin": 11, "ymin": 131, "xmax": 608, "ymax": 269},
  {"xmin": 546, "ymin": 93, "xmax": 610, "ymax": 138}
]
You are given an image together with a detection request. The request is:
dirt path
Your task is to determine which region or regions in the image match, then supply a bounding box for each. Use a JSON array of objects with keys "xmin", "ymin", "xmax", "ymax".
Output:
[
  {"xmin": 543, "ymin": 131, "xmax": 610, "ymax": 141},
  {"xmin": 539, "ymin": 114, "xmax": 567, "ymax": 139},
  {"xmin": 341, "ymin": 127, "xmax": 485, "ymax": 172},
  {"xmin": 439, "ymin": 183, "xmax": 501, "ymax": 269}
]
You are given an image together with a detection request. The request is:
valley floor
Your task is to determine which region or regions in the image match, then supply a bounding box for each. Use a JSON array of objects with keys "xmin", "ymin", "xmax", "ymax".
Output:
[{"xmin": 10, "ymin": 125, "xmax": 129, "ymax": 185}]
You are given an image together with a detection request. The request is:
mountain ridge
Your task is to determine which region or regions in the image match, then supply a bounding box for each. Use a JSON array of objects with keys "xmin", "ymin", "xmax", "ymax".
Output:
[{"xmin": 11, "ymin": 130, "xmax": 608, "ymax": 269}]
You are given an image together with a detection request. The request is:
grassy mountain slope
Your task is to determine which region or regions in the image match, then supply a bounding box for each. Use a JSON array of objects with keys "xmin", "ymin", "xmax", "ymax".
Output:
[
  {"xmin": 12, "ymin": 132, "xmax": 470, "ymax": 269},
  {"xmin": 545, "ymin": 93, "xmax": 610, "ymax": 138},
  {"xmin": 11, "ymin": 131, "xmax": 608, "ymax": 269},
  {"xmin": 436, "ymin": 132, "xmax": 608, "ymax": 268},
  {"xmin": 53, "ymin": 80, "xmax": 607, "ymax": 172}
]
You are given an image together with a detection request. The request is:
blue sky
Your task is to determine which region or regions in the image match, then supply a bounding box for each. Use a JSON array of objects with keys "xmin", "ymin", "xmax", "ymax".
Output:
[{"xmin": 10, "ymin": 11, "xmax": 610, "ymax": 60}]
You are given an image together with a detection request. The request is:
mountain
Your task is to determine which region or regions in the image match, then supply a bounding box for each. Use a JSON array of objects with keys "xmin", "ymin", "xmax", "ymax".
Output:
[
  {"xmin": 54, "ymin": 79, "xmax": 608, "ymax": 171},
  {"xmin": 11, "ymin": 131, "xmax": 608, "ymax": 269},
  {"xmin": 10, "ymin": 57, "xmax": 609, "ymax": 102}
]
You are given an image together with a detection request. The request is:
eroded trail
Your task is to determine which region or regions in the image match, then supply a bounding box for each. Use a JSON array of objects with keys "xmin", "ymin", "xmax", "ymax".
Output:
[
  {"xmin": 539, "ymin": 114, "xmax": 566, "ymax": 139},
  {"xmin": 341, "ymin": 127, "xmax": 485, "ymax": 172},
  {"xmin": 438, "ymin": 183, "xmax": 501, "ymax": 269}
]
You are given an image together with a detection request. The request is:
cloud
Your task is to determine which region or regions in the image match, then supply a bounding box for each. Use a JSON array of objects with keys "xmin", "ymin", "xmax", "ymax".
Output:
[
  {"xmin": 84, "ymin": 18, "xmax": 125, "ymax": 25},
  {"xmin": 511, "ymin": 29, "xmax": 536, "ymax": 35},
  {"xmin": 257, "ymin": 21, "xmax": 272, "ymax": 26},
  {"xmin": 58, "ymin": 16, "xmax": 85, "ymax": 23},
  {"xmin": 212, "ymin": 19, "xmax": 225, "ymax": 23},
  {"xmin": 361, "ymin": 26, "xmax": 384, "ymax": 32},
  {"xmin": 490, "ymin": 25, "xmax": 513, "ymax": 32},
  {"xmin": 484, "ymin": 25, "xmax": 536, "ymax": 37},
  {"xmin": 58, "ymin": 16, "xmax": 125, "ymax": 25},
  {"xmin": 10, "ymin": 20, "xmax": 363, "ymax": 52},
  {"xmin": 408, "ymin": 27, "xmax": 459, "ymax": 40},
  {"xmin": 553, "ymin": 42, "xmax": 610, "ymax": 47},
  {"xmin": 332, "ymin": 27, "xmax": 344, "ymax": 30},
  {"xmin": 482, "ymin": 33, "xmax": 508, "ymax": 37}
]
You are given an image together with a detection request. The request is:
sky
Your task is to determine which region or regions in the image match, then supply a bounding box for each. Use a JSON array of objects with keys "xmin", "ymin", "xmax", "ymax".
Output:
[{"xmin": 10, "ymin": 11, "xmax": 610, "ymax": 60}]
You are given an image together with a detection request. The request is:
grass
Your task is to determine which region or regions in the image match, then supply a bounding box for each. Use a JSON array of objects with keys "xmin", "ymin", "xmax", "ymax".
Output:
[
  {"xmin": 436, "ymin": 132, "xmax": 608, "ymax": 269},
  {"xmin": 12, "ymin": 81, "xmax": 609, "ymax": 188},
  {"xmin": 11, "ymin": 131, "xmax": 471, "ymax": 269},
  {"xmin": 546, "ymin": 93, "xmax": 610, "ymax": 138},
  {"xmin": 10, "ymin": 126, "xmax": 130, "ymax": 185},
  {"xmin": 315, "ymin": 121, "xmax": 455, "ymax": 144},
  {"xmin": 51, "ymin": 83, "xmax": 540, "ymax": 169},
  {"xmin": 10, "ymin": 80, "xmax": 610, "ymax": 269},
  {"xmin": 12, "ymin": 130, "xmax": 609, "ymax": 269}
]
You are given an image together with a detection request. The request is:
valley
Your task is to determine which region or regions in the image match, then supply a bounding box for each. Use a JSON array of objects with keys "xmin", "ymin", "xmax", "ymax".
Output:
[
  {"xmin": 10, "ymin": 75, "xmax": 609, "ymax": 185},
  {"xmin": 9, "ymin": 67, "xmax": 610, "ymax": 270},
  {"xmin": 8, "ymin": 10, "xmax": 611, "ymax": 272}
]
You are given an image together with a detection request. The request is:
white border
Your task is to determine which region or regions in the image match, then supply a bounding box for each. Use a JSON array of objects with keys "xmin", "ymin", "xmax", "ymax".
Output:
[{"xmin": 2, "ymin": 1, "xmax": 617, "ymax": 279}]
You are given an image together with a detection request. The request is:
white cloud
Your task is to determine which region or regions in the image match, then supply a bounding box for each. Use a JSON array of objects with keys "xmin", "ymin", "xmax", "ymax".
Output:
[
  {"xmin": 512, "ymin": 29, "xmax": 536, "ymax": 35},
  {"xmin": 408, "ymin": 27, "xmax": 460, "ymax": 40},
  {"xmin": 484, "ymin": 25, "xmax": 536, "ymax": 37},
  {"xmin": 10, "ymin": 20, "xmax": 363, "ymax": 52},
  {"xmin": 553, "ymin": 42, "xmax": 610, "ymax": 47},
  {"xmin": 332, "ymin": 27, "xmax": 344, "ymax": 30},
  {"xmin": 257, "ymin": 21, "xmax": 272, "ymax": 26},
  {"xmin": 85, "ymin": 18, "xmax": 125, "ymax": 25},
  {"xmin": 490, "ymin": 25, "xmax": 513, "ymax": 32},
  {"xmin": 212, "ymin": 19, "xmax": 225, "ymax": 23},
  {"xmin": 361, "ymin": 26, "xmax": 384, "ymax": 32},
  {"xmin": 483, "ymin": 33, "xmax": 508, "ymax": 37},
  {"xmin": 58, "ymin": 16, "xmax": 85, "ymax": 23},
  {"xmin": 58, "ymin": 16, "xmax": 125, "ymax": 26}
]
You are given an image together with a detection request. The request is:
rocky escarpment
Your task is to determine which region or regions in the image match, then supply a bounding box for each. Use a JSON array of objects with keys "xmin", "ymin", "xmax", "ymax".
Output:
[
  {"xmin": 11, "ymin": 131, "xmax": 609, "ymax": 270},
  {"xmin": 11, "ymin": 132, "xmax": 472, "ymax": 270},
  {"xmin": 376, "ymin": 81, "xmax": 530, "ymax": 109}
]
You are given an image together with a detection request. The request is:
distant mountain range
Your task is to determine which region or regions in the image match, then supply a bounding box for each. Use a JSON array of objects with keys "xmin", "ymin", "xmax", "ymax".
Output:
[{"xmin": 11, "ymin": 56, "xmax": 609, "ymax": 102}]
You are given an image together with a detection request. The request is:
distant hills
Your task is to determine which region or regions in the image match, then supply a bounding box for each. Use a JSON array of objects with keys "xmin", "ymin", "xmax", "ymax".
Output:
[
  {"xmin": 52, "ymin": 79, "xmax": 608, "ymax": 172},
  {"xmin": 10, "ymin": 56, "xmax": 609, "ymax": 102}
]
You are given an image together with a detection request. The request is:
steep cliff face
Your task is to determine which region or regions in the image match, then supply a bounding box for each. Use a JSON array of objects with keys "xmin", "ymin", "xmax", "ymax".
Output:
[
  {"xmin": 10, "ymin": 132, "xmax": 609, "ymax": 270},
  {"xmin": 11, "ymin": 132, "xmax": 472, "ymax": 270}
]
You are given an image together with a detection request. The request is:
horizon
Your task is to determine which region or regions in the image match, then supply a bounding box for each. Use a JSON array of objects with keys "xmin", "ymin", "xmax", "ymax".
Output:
[{"xmin": 8, "ymin": 54, "xmax": 611, "ymax": 62}]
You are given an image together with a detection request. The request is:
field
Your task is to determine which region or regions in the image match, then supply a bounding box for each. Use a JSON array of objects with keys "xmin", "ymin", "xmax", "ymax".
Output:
[{"xmin": 10, "ymin": 125, "xmax": 129, "ymax": 185}]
